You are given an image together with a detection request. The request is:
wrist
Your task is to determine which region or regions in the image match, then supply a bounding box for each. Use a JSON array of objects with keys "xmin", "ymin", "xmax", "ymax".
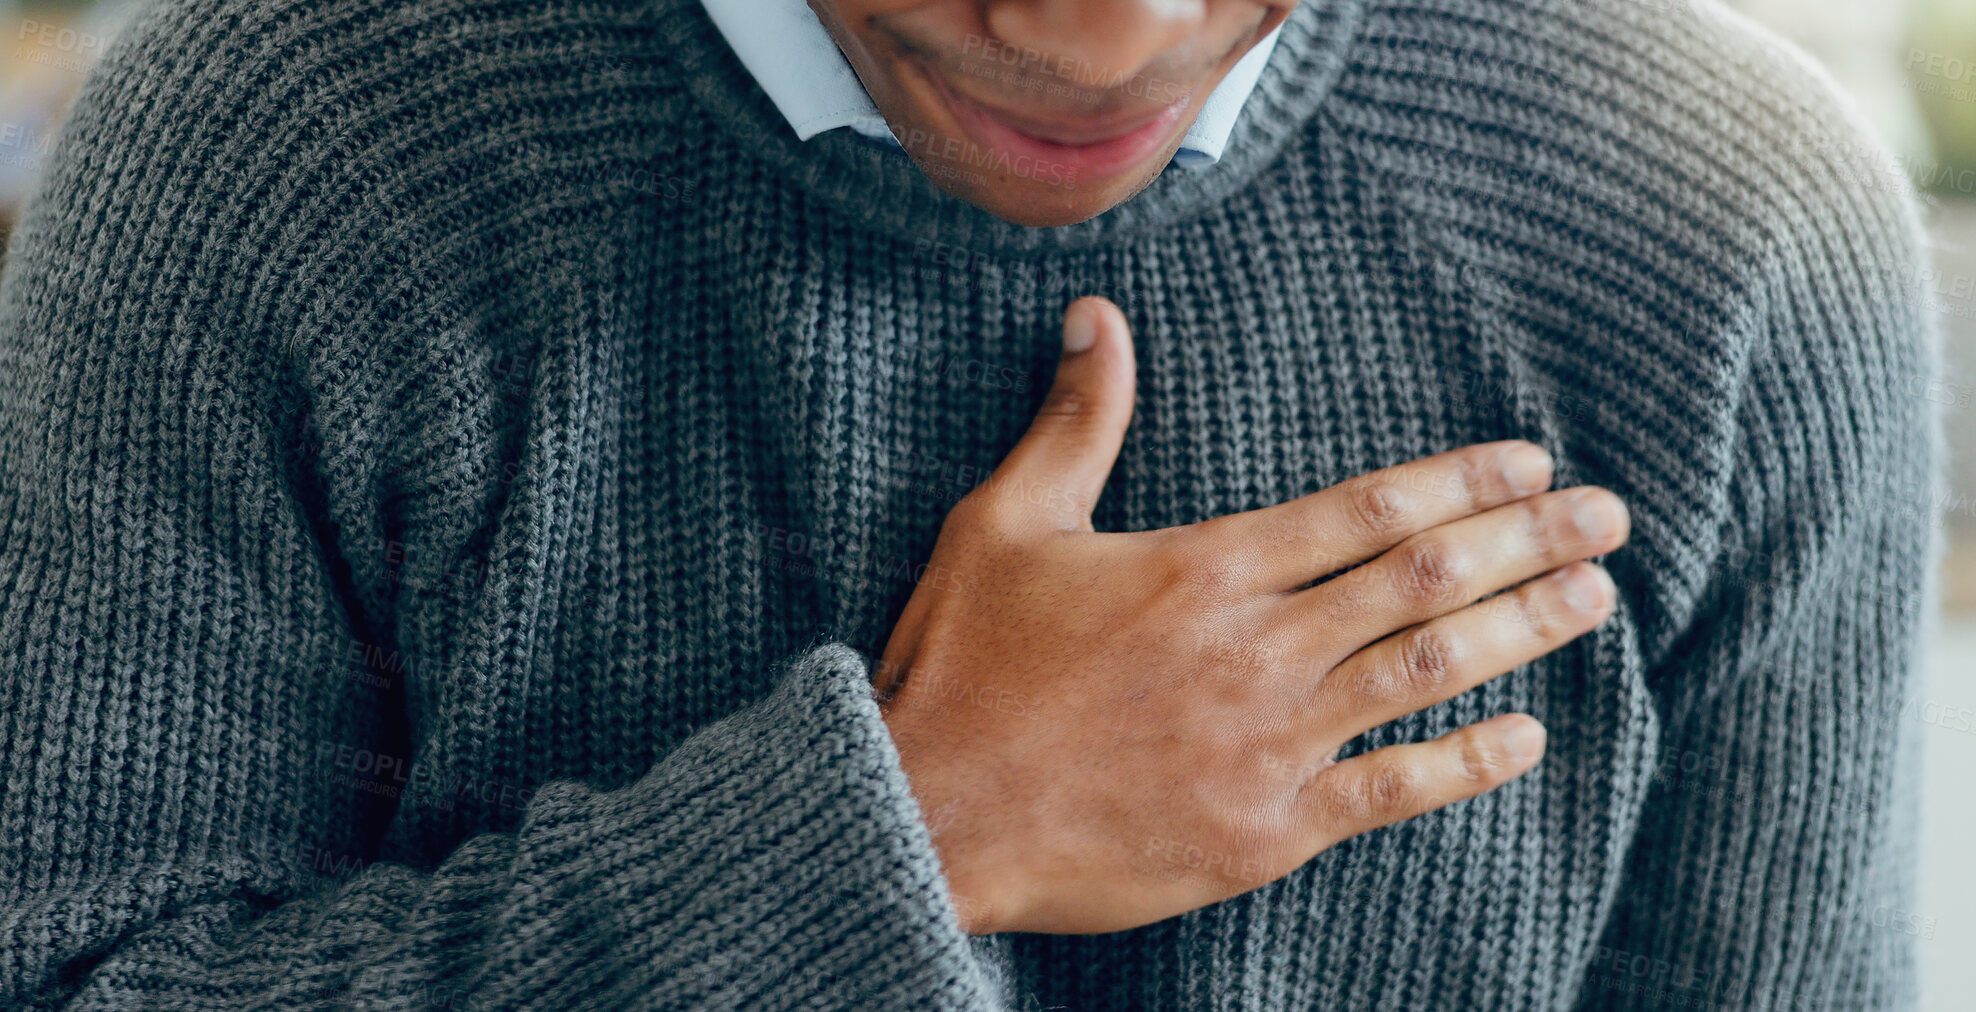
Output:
[
  {"xmin": 883, "ymin": 711, "xmax": 1029, "ymax": 934},
  {"xmin": 939, "ymin": 853, "xmax": 1026, "ymax": 934}
]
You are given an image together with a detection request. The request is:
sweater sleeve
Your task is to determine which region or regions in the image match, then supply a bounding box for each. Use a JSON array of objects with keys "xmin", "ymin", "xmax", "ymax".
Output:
[
  {"xmin": 0, "ymin": 4, "xmax": 1018, "ymax": 1011},
  {"xmin": 1569, "ymin": 128, "xmax": 1945, "ymax": 1009},
  {"xmin": 0, "ymin": 243, "xmax": 1018, "ymax": 1009}
]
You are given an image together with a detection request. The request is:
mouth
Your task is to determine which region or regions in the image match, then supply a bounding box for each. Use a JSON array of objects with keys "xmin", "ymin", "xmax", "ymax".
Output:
[{"xmin": 910, "ymin": 59, "xmax": 1193, "ymax": 183}]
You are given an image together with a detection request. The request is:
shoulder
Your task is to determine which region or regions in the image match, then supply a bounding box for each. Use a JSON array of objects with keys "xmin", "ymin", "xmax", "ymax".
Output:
[
  {"xmin": 0, "ymin": 0, "xmax": 672, "ymax": 547},
  {"xmin": 1323, "ymin": 0, "xmax": 1940, "ymax": 666},
  {"xmin": 1327, "ymin": 0, "xmax": 1923, "ymax": 295},
  {"xmin": 1, "ymin": 0, "xmax": 689, "ymax": 440},
  {"xmin": 8, "ymin": 0, "xmax": 671, "ymax": 312}
]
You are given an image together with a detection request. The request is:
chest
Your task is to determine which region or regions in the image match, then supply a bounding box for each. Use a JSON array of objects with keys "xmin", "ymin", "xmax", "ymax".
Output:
[
  {"xmin": 406, "ymin": 191, "xmax": 1657, "ymax": 1010},
  {"xmin": 646, "ymin": 208, "xmax": 1514, "ymax": 667}
]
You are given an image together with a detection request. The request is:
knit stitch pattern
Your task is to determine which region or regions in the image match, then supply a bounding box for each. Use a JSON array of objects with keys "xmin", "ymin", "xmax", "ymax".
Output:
[{"xmin": 0, "ymin": 0, "xmax": 1945, "ymax": 1008}]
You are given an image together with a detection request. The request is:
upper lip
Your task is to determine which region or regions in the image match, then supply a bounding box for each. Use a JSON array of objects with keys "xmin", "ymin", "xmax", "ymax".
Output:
[{"xmin": 924, "ymin": 65, "xmax": 1179, "ymax": 146}]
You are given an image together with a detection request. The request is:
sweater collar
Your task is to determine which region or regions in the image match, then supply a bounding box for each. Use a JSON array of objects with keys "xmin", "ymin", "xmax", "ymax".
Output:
[
  {"xmin": 662, "ymin": 0, "xmax": 1368, "ymax": 251},
  {"xmin": 697, "ymin": 0, "xmax": 1283, "ymax": 171}
]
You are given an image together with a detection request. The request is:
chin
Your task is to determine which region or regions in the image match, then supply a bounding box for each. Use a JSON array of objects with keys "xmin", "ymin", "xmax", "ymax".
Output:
[{"xmin": 910, "ymin": 147, "xmax": 1177, "ymax": 227}]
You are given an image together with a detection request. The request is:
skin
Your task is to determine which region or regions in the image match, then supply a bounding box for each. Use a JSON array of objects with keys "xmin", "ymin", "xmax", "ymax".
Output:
[
  {"xmin": 809, "ymin": 3, "xmax": 1632, "ymax": 935},
  {"xmin": 808, "ymin": 0, "xmax": 1299, "ymax": 226},
  {"xmin": 877, "ymin": 298, "xmax": 1628, "ymax": 935}
]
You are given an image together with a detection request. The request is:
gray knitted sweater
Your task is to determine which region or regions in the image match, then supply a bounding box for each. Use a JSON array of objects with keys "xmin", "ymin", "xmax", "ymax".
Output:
[{"xmin": 0, "ymin": 0, "xmax": 1946, "ymax": 1007}]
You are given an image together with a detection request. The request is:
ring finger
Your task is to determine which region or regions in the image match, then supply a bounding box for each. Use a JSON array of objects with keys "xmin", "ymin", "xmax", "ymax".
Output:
[{"xmin": 1307, "ymin": 559, "xmax": 1616, "ymax": 734}]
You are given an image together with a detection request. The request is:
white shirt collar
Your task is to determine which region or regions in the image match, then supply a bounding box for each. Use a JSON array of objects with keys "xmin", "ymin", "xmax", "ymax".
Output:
[{"xmin": 699, "ymin": 0, "xmax": 1282, "ymax": 170}]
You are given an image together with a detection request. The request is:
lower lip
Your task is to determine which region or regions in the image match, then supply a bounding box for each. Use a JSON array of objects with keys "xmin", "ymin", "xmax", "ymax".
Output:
[{"xmin": 916, "ymin": 63, "xmax": 1189, "ymax": 183}]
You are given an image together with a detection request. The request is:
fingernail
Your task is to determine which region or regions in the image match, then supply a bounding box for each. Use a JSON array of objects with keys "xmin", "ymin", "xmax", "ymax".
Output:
[
  {"xmin": 1557, "ymin": 562, "xmax": 1611, "ymax": 613},
  {"xmin": 1062, "ymin": 302, "xmax": 1097, "ymax": 353},
  {"xmin": 1500, "ymin": 444, "xmax": 1553, "ymax": 495},
  {"xmin": 1500, "ymin": 717, "xmax": 1547, "ymax": 763},
  {"xmin": 1570, "ymin": 489, "xmax": 1620, "ymax": 541}
]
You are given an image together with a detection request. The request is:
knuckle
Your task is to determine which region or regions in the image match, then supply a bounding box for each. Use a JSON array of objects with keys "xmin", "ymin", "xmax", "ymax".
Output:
[
  {"xmin": 1355, "ymin": 629, "xmax": 1455, "ymax": 703},
  {"xmin": 1457, "ymin": 446, "xmax": 1503, "ymax": 501},
  {"xmin": 1429, "ymin": 450, "xmax": 1487, "ymax": 509},
  {"xmin": 1343, "ymin": 477, "xmax": 1414, "ymax": 542},
  {"xmin": 1396, "ymin": 627, "xmax": 1461, "ymax": 696},
  {"xmin": 1034, "ymin": 382, "xmax": 1095, "ymax": 424},
  {"xmin": 1523, "ymin": 494, "xmax": 1556, "ymax": 537},
  {"xmin": 1394, "ymin": 537, "xmax": 1467, "ymax": 607},
  {"xmin": 1457, "ymin": 728, "xmax": 1513, "ymax": 784},
  {"xmin": 1363, "ymin": 761, "xmax": 1422, "ymax": 816},
  {"xmin": 1516, "ymin": 587, "xmax": 1567, "ymax": 639}
]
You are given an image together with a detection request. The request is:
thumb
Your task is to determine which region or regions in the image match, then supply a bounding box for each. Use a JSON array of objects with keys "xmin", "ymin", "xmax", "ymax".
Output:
[{"xmin": 981, "ymin": 296, "xmax": 1137, "ymax": 532}]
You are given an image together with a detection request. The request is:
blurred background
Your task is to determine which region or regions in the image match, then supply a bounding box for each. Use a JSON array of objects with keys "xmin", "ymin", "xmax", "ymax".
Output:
[{"xmin": 1, "ymin": 0, "xmax": 1971, "ymax": 1005}]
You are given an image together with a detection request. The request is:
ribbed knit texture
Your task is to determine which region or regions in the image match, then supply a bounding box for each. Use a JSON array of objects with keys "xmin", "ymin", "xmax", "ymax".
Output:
[{"xmin": 0, "ymin": 0, "xmax": 1946, "ymax": 1008}]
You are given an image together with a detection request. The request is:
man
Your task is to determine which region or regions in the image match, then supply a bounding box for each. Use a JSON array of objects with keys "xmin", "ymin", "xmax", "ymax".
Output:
[{"xmin": 0, "ymin": 0, "xmax": 1941, "ymax": 1009}]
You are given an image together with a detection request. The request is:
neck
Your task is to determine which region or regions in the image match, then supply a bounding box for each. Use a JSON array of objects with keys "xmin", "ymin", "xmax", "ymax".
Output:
[{"xmin": 659, "ymin": 0, "xmax": 1369, "ymax": 251}]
